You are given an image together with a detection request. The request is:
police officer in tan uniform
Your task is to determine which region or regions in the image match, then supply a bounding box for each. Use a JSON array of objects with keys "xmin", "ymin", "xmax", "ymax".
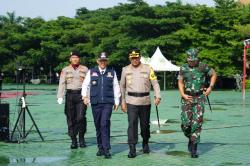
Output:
[
  {"xmin": 120, "ymin": 48, "xmax": 161, "ymax": 158},
  {"xmin": 57, "ymin": 50, "xmax": 88, "ymax": 149}
]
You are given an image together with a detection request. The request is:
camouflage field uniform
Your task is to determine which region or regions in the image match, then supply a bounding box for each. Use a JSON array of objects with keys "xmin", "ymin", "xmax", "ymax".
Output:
[{"xmin": 178, "ymin": 62, "xmax": 214, "ymax": 144}]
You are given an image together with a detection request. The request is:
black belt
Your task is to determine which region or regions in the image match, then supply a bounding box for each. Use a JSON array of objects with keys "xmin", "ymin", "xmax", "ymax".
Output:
[
  {"xmin": 185, "ymin": 91, "xmax": 203, "ymax": 96},
  {"xmin": 127, "ymin": 92, "xmax": 149, "ymax": 97},
  {"xmin": 66, "ymin": 89, "xmax": 81, "ymax": 94}
]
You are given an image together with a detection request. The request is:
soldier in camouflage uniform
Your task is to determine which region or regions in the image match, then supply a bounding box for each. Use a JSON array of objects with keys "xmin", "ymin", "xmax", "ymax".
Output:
[{"xmin": 178, "ymin": 48, "xmax": 217, "ymax": 158}]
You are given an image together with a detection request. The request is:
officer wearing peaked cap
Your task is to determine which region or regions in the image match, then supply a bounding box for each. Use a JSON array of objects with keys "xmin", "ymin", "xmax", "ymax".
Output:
[
  {"xmin": 120, "ymin": 48, "xmax": 161, "ymax": 158},
  {"xmin": 81, "ymin": 52, "xmax": 121, "ymax": 159}
]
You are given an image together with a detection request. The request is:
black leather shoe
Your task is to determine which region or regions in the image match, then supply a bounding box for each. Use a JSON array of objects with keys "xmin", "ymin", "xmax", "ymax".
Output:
[
  {"xmin": 70, "ymin": 136, "xmax": 78, "ymax": 149},
  {"xmin": 128, "ymin": 145, "xmax": 136, "ymax": 158},
  {"xmin": 191, "ymin": 153, "xmax": 199, "ymax": 158},
  {"xmin": 191, "ymin": 143, "xmax": 199, "ymax": 158},
  {"xmin": 71, "ymin": 143, "xmax": 78, "ymax": 149},
  {"xmin": 104, "ymin": 150, "xmax": 112, "ymax": 159},
  {"xmin": 79, "ymin": 142, "xmax": 86, "ymax": 148},
  {"xmin": 142, "ymin": 142, "xmax": 150, "ymax": 154},
  {"xmin": 79, "ymin": 137, "xmax": 86, "ymax": 148},
  {"xmin": 96, "ymin": 148, "xmax": 104, "ymax": 156}
]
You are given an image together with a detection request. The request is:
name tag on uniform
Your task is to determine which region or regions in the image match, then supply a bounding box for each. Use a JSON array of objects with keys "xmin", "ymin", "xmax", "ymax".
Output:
[
  {"xmin": 141, "ymin": 72, "xmax": 148, "ymax": 78},
  {"xmin": 107, "ymin": 72, "xmax": 113, "ymax": 78},
  {"xmin": 92, "ymin": 72, "xmax": 98, "ymax": 77}
]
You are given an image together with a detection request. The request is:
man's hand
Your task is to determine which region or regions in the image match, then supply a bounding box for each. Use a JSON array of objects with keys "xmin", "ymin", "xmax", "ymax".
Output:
[
  {"xmin": 113, "ymin": 105, "xmax": 119, "ymax": 111},
  {"xmin": 121, "ymin": 102, "xmax": 127, "ymax": 113},
  {"xmin": 57, "ymin": 98, "xmax": 63, "ymax": 104},
  {"xmin": 154, "ymin": 98, "xmax": 161, "ymax": 106},
  {"xmin": 204, "ymin": 87, "xmax": 212, "ymax": 96},
  {"xmin": 182, "ymin": 94, "xmax": 193, "ymax": 101},
  {"xmin": 83, "ymin": 97, "xmax": 90, "ymax": 105}
]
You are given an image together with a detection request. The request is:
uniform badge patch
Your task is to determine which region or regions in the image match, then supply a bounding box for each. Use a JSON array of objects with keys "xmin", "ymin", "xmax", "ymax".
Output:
[
  {"xmin": 107, "ymin": 72, "xmax": 113, "ymax": 78},
  {"xmin": 92, "ymin": 80, "xmax": 97, "ymax": 85},
  {"xmin": 92, "ymin": 72, "xmax": 98, "ymax": 76},
  {"xmin": 149, "ymin": 68, "xmax": 157, "ymax": 80}
]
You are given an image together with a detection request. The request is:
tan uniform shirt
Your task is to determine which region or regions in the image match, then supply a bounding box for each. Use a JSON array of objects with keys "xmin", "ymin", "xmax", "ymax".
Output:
[
  {"xmin": 120, "ymin": 63, "xmax": 161, "ymax": 105},
  {"xmin": 57, "ymin": 65, "xmax": 88, "ymax": 98}
]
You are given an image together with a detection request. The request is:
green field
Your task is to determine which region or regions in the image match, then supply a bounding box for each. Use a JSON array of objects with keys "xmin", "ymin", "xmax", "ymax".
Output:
[{"xmin": 0, "ymin": 84, "xmax": 250, "ymax": 166}]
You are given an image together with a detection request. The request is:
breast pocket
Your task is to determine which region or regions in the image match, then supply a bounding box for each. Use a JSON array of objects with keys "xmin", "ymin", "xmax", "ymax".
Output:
[
  {"xmin": 66, "ymin": 72, "xmax": 73, "ymax": 84},
  {"xmin": 126, "ymin": 73, "xmax": 133, "ymax": 85},
  {"xmin": 91, "ymin": 77, "xmax": 98, "ymax": 86},
  {"xmin": 106, "ymin": 77, "xmax": 114, "ymax": 87},
  {"xmin": 139, "ymin": 72, "xmax": 149, "ymax": 90},
  {"xmin": 140, "ymin": 72, "xmax": 149, "ymax": 82},
  {"xmin": 183, "ymin": 71, "xmax": 191, "ymax": 79},
  {"xmin": 90, "ymin": 77, "xmax": 99, "ymax": 96}
]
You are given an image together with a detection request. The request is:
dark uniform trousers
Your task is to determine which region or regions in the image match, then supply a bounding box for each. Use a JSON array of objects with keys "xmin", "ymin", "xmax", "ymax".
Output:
[
  {"xmin": 65, "ymin": 90, "xmax": 87, "ymax": 137},
  {"xmin": 127, "ymin": 104, "xmax": 151, "ymax": 145},
  {"xmin": 91, "ymin": 103, "xmax": 113, "ymax": 150}
]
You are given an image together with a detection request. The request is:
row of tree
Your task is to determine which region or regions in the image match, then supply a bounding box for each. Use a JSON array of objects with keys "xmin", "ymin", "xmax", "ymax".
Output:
[{"xmin": 0, "ymin": 0, "xmax": 250, "ymax": 81}]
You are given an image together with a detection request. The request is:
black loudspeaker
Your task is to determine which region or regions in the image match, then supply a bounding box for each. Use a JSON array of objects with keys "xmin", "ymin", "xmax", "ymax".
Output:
[{"xmin": 0, "ymin": 103, "xmax": 9, "ymax": 141}]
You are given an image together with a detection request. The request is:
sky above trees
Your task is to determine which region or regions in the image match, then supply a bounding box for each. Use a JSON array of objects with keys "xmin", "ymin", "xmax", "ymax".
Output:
[{"xmin": 0, "ymin": 0, "xmax": 215, "ymax": 20}]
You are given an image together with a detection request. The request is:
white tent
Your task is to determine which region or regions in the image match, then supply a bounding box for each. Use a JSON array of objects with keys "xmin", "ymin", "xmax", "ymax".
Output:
[
  {"xmin": 150, "ymin": 47, "xmax": 180, "ymax": 72},
  {"xmin": 142, "ymin": 47, "xmax": 180, "ymax": 90}
]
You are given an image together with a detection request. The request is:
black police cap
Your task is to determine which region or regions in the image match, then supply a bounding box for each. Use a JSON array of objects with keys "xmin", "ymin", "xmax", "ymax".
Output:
[{"xmin": 70, "ymin": 49, "xmax": 81, "ymax": 57}]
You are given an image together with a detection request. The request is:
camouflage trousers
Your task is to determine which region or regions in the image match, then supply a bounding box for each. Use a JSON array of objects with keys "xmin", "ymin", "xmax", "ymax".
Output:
[{"xmin": 181, "ymin": 95, "xmax": 206, "ymax": 144}]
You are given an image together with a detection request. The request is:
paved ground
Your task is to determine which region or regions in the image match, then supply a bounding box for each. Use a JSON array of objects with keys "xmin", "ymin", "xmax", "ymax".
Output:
[{"xmin": 0, "ymin": 84, "xmax": 250, "ymax": 166}]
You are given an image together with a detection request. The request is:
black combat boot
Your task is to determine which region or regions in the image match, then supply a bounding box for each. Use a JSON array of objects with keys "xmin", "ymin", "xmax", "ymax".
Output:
[
  {"xmin": 104, "ymin": 149, "xmax": 112, "ymax": 159},
  {"xmin": 191, "ymin": 142, "xmax": 198, "ymax": 158},
  {"xmin": 96, "ymin": 148, "xmax": 104, "ymax": 156},
  {"xmin": 79, "ymin": 134, "xmax": 86, "ymax": 148},
  {"xmin": 142, "ymin": 140, "xmax": 150, "ymax": 154},
  {"xmin": 128, "ymin": 144, "xmax": 136, "ymax": 158},
  {"xmin": 70, "ymin": 136, "xmax": 78, "ymax": 149}
]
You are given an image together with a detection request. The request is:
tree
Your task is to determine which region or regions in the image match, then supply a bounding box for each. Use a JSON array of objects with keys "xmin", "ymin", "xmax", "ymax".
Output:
[
  {"xmin": 214, "ymin": 0, "xmax": 237, "ymax": 10},
  {"xmin": 0, "ymin": 12, "xmax": 23, "ymax": 25},
  {"xmin": 1, "ymin": 1, "xmax": 250, "ymax": 81}
]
